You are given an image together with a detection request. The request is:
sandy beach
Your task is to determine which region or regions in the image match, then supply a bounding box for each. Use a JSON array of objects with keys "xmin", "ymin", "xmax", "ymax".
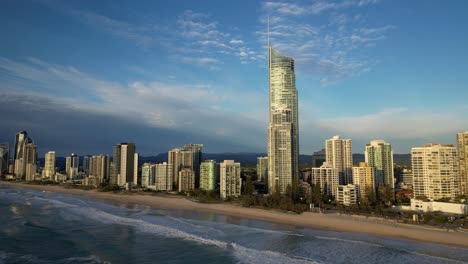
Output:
[{"xmin": 2, "ymin": 181, "xmax": 467, "ymax": 248}]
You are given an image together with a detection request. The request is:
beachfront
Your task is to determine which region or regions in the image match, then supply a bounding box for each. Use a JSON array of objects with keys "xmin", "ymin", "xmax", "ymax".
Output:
[{"xmin": 1, "ymin": 181, "xmax": 467, "ymax": 248}]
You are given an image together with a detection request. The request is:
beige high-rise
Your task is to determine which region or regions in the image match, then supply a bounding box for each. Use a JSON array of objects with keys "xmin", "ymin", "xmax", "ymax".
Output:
[
  {"xmin": 352, "ymin": 162, "xmax": 376, "ymax": 201},
  {"xmin": 155, "ymin": 162, "xmax": 173, "ymax": 191},
  {"xmin": 267, "ymin": 44, "xmax": 299, "ymax": 194},
  {"xmin": 89, "ymin": 155, "xmax": 109, "ymax": 184},
  {"xmin": 325, "ymin": 136, "xmax": 353, "ymax": 184},
  {"xmin": 178, "ymin": 168, "xmax": 195, "ymax": 193},
  {"xmin": 457, "ymin": 132, "xmax": 468, "ymax": 196},
  {"xmin": 42, "ymin": 151, "xmax": 56, "ymax": 179},
  {"xmin": 411, "ymin": 144, "xmax": 459, "ymax": 201}
]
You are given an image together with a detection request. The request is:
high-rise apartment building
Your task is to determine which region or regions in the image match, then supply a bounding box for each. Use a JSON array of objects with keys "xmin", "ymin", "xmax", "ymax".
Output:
[
  {"xmin": 256, "ymin": 157, "xmax": 268, "ymax": 182},
  {"xmin": 352, "ymin": 162, "xmax": 376, "ymax": 201},
  {"xmin": 200, "ymin": 160, "xmax": 218, "ymax": 191},
  {"xmin": 220, "ymin": 160, "xmax": 242, "ymax": 199},
  {"xmin": 118, "ymin": 143, "xmax": 136, "ymax": 186},
  {"xmin": 42, "ymin": 151, "xmax": 56, "ymax": 179},
  {"xmin": 109, "ymin": 143, "xmax": 136, "ymax": 186},
  {"xmin": 457, "ymin": 131, "xmax": 468, "ymax": 196},
  {"xmin": 13, "ymin": 131, "xmax": 27, "ymax": 167},
  {"xmin": 311, "ymin": 162, "xmax": 339, "ymax": 197},
  {"xmin": 23, "ymin": 141, "xmax": 37, "ymax": 181},
  {"xmin": 13, "ymin": 131, "xmax": 29, "ymax": 178},
  {"xmin": 155, "ymin": 162, "xmax": 173, "ymax": 191},
  {"xmin": 412, "ymin": 144, "xmax": 459, "ymax": 201},
  {"xmin": 365, "ymin": 140, "xmax": 394, "ymax": 189},
  {"xmin": 110, "ymin": 144, "xmax": 121, "ymax": 185},
  {"xmin": 133, "ymin": 152, "xmax": 139, "ymax": 186},
  {"xmin": 89, "ymin": 155, "xmax": 109, "ymax": 184},
  {"xmin": 178, "ymin": 168, "xmax": 195, "ymax": 193},
  {"xmin": 168, "ymin": 144, "xmax": 203, "ymax": 188},
  {"xmin": 267, "ymin": 44, "xmax": 299, "ymax": 194},
  {"xmin": 82, "ymin": 155, "xmax": 91, "ymax": 175},
  {"xmin": 0, "ymin": 143, "xmax": 9, "ymax": 175},
  {"xmin": 66, "ymin": 153, "xmax": 79, "ymax": 179},
  {"xmin": 325, "ymin": 135, "xmax": 353, "ymax": 185},
  {"xmin": 141, "ymin": 163, "xmax": 155, "ymax": 188},
  {"xmin": 311, "ymin": 149, "xmax": 326, "ymax": 168}
]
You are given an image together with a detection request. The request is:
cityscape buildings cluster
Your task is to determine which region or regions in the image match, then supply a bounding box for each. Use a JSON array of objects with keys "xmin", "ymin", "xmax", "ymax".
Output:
[{"xmin": 0, "ymin": 43, "xmax": 467, "ymax": 207}]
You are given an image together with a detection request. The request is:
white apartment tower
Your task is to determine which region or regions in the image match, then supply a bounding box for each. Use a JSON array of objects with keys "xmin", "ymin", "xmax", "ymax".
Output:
[
  {"xmin": 325, "ymin": 136, "xmax": 353, "ymax": 184},
  {"xmin": 220, "ymin": 160, "xmax": 242, "ymax": 199},
  {"xmin": 411, "ymin": 144, "xmax": 459, "ymax": 201},
  {"xmin": 311, "ymin": 162, "xmax": 339, "ymax": 197}
]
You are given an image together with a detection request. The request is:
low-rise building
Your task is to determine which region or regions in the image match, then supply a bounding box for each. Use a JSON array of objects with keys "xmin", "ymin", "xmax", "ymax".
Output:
[{"xmin": 336, "ymin": 184, "xmax": 358, "ymax": 206}]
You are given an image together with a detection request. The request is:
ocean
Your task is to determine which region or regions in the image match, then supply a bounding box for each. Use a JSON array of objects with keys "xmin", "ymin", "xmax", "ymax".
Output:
[{"xmin": 0, "ymin": 185, "xmax": 467, "ymax": 264}]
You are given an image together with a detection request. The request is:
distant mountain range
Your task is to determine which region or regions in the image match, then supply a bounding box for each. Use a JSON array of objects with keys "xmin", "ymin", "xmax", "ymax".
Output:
[
  {"xmin": 140, "ymin": 152, "xmax": 412, "ymax": 167},
  {"xmin": 40, "ymin": 153, "xmax": 411, "ymax": 169}
]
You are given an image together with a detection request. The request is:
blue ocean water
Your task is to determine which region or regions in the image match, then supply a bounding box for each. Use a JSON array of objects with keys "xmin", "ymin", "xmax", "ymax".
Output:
[{"xmin": 0, "ymin": 185, "xmax": 467, "ymax": 264}]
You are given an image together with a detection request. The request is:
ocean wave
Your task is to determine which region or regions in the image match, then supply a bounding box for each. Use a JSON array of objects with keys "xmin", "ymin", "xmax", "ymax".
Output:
[
  {"xmin": 0, "ymin": 251, "xmax": 109, "ymax": 264},
  {"xmin": 314, "ymin": 236, "xmax": 466, "ymax": 263},
  {"xmin": 315, "ymin": 236, "xmax": 384, "ymax": 247},
  {"xmin": 64, "ymin": 205, "xmax": 319, "ymax": 263}
]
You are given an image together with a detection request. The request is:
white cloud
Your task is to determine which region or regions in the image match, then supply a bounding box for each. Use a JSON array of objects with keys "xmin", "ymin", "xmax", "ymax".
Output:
[
  {"xmin": 0, "ymin": 57, "xmax": 267, "ymax": 148},
  {"xmin": 229, "ymin": 39, "xmax": 244, "ymax": 44},
  {"xmin": 239, "ymin": 51, "xmax": 248, "ymax": 57},
  {"xmin": 259, "ymin": 0, "xmax": 391, "ymax": 85},
  {"xmin": 315, "ymin": 108, "xmax": 468, "ymax": 139}
]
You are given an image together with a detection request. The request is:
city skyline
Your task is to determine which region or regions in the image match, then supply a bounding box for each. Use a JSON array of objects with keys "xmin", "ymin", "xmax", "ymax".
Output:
[{"xmin": 1, "ymin": 1, "xmax": 468, "ymax": 156}]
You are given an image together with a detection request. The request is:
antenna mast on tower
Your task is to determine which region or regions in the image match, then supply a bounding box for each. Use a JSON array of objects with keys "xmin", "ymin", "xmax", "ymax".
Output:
[{"xmin": 267, "ymin": 16, "xmax": 270, "ymax": 48}]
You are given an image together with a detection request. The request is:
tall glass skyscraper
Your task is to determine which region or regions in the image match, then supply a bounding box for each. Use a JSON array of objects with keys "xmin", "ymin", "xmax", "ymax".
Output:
[
  {"xmin": 0, "ymin": 143, "xmax": 9, "ymax": 175},
  {"xmin": 267, "ymin": 46, "xmax": 299, "ymax": 194},
  {"xmin": 14, "ymin": 131, "xmax": 27, "ymax": 161}
]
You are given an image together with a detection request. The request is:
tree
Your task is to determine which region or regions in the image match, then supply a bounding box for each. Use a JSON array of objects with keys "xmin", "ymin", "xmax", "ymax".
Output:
[
  {"xmin": 360, "ymin": 186, "xmax": 376, "ymax": 210},
  {"xmin": 378, "ymin": 185, "xmax": 394, "ymax": 207},
  {"xmin": 311, "ymin": 184, "xmax": 322, "ymax": 207},
  {"xmin": 243, "ymin": 177, "xmax": 255, "ymax": 195}
]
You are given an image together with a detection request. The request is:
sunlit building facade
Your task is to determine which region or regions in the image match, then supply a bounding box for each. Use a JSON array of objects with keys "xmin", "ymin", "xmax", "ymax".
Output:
[
  {"xmin": 325, "ymin": 135, "xmax": 353, "ymax": 185},
  {"xmin": 457, "ymin": 131, "xmax": 468, "ymax": 196},
  {"xmin": 411, "ymin": 144, "xmax": 459, "ymax": 201},
  {"xmin": 220, "ymin": 160, "xmax": 242, "ymax": 199},
  {"xmin": 365, "ymin": 140, "xmax": 394, "ymax": 189},
  {"xmin": 267, "ymin": 47, "xmax": 299, "ymax": 194},
  {"xmin": 352, "ymin": 162, "xmax": 376, "ymax": 201},
  {"xmin": 42, "ymin": 151, "xmax": 56, "ymax": 179},
  {"xmin": 200, "ymin": 160, "xmax": 218, "ymax": 191}
]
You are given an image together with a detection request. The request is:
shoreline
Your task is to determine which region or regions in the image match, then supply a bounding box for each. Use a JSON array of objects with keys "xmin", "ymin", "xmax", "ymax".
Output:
[{"xmin": 2, "ymin": 181, "xmax": 468, "ymax": 248}]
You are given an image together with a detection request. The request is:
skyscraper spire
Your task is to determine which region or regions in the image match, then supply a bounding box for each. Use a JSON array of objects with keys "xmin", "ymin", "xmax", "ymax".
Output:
[{"xmin": 267, "ymin": 16, "xmax": 270, "ymax": 48}]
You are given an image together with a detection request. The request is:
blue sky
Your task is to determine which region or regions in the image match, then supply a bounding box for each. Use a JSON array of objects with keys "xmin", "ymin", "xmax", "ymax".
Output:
[{"xmin": 0, "ymin": 0, "xmax": 467, "ymax": 156}]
